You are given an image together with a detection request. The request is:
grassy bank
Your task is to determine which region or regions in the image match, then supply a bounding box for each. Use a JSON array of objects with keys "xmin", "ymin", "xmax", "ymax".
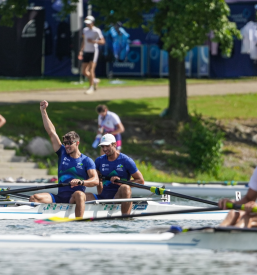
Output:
[
  {"xmin": 1, "ymin": 93, "xmax": 257, "ymax": 182},
  {"xmin": 1, "ymin": 76, "xmax": 257, "ymax": 92}
]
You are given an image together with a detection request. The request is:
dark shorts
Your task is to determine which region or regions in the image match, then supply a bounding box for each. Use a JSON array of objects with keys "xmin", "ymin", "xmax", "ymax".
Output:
[
  {"xmin": 83, "ymin": 52, "xmax": 94, "ymax": 63},
  {"xmin": 93, "ymin": 191, "xmax": 117, "ymax": 200},
  {"xmin": 50, "ymin": 193, "xmax": 72, "ymax": 203}
]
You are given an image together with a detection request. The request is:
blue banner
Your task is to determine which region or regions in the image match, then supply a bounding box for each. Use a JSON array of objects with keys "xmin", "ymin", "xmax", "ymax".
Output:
[
  {"xmin": 107, "ymin": 45, "xmax": 147, "ymax": 76},
  {"xmin": 148, "ymin": 46, "xmax": 194, "ymax": 77},
  {"xmin": 198, "ymin": 46, "xmax": 209, "ymax": 77}
]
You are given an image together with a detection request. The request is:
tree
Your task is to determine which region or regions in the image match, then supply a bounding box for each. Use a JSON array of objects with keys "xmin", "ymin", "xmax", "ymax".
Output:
[
  {"xmin": 0, "ymin": 0, "xmax": 79, "ymax": 26},
  {"xmin": 1, "ymin": 0, "xmax": 241, "ymax": 124},
  {"xmin": 91, "ymin": 0, "xmax": 241, "ymax": 122}
]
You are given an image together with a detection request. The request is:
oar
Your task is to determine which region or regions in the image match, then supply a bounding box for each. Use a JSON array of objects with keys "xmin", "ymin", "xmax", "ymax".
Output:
[
  {"xmin": 35, "ymin": 206, "xmax": 221, "ymax": 224},
  {"xmin": 0, "ymin": 182, "xmax": 82, "ymax": 196},
  {"xmin": 103, "ymin": 177, "xmax": 218, "ymax": 206},
  {"xmin": 35, "ymin": 202, "xmax": 257, "ymax": 224},
  {"xmin": 9, "ymin": 193, "xmax": 30, "ymax": 200}
]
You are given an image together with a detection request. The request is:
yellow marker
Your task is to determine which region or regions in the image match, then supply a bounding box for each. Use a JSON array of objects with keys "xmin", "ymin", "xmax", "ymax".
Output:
[
  {"xmin": 48, "ymin": 216, "xmax": 83, "ymax": 223},
  {"xmin": 150, "ymin": 186, "xmax": 166, "ymax": 195}
]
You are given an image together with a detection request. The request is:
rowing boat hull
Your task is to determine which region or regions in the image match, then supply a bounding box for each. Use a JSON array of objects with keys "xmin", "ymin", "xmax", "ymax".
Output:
[
  {"xmin": 0, "ymin": 231, "xmax": 255, "ymax": 251},
  {"xmin": 0, "ymin": 201, "xmax": 229, "ymax": 220},
  {"xmin": 0, "ymin": 182, "xmax": 248, "ymax": 198}
]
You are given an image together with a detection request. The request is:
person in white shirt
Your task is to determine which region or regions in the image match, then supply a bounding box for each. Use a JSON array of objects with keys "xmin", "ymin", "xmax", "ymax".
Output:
[
  {"xmin": 240, "ymin": 21, "xmax": 257, "ymax": 60},
  {"xmin": 95, "ymin": 104, "xmax": 125, "ymax": 155},
  {"xmin": 78, "ymin": 15, "xmax": 105, "ymax": 95},
  {"xmin": 218, "ymin": 167, "xmax": 257, "ymax": 228}
]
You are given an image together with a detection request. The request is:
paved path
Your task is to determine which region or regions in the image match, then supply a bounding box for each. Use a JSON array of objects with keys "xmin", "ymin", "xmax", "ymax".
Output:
[{"xmin": 1, "ymin": 81, "xmax": 257, "ymax": 104}]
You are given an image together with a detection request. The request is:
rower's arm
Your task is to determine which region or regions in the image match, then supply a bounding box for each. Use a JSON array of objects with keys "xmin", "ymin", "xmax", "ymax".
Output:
[
  {"xmin": 237, "ymin": 188, "xmax": 257, "ymax": 205},
  {"xmin": 0, "ymin": 115, "xmax": 6, "ymax": 128},
  {"xmin": 40, "ymin": 100, "xmax": 61, "ymax": 152},
  {"xmin": 96, "ymin": 170, "xmax": 103, "ymax": 194},
  {"xmin": 130, "ymin": 170, "xmax": 144, "ymax": 185},
  {"xmin": 83, "ymin": 169, "xmax": 99, "ymax": 187},
  {"xmin": 219, "ymin": 188, "xmax": 257, "ymax": 209}
]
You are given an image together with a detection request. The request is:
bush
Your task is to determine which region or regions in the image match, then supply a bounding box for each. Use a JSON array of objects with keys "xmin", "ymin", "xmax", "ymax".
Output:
[{"xmin": 179, "ymin": 113, "xmax": 224, "ymax": 177}]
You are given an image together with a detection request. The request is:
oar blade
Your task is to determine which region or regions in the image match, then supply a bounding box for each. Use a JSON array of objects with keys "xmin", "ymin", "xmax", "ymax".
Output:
[{"xmin": 35, "ymin": 216, "xmax": 90, "ymax": 224}]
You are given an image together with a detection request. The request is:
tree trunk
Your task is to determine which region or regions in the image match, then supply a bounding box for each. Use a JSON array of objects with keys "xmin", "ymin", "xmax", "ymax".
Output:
[{"xmin": 167, "ymin": 54, "xmax": 189, "ymax": 123}]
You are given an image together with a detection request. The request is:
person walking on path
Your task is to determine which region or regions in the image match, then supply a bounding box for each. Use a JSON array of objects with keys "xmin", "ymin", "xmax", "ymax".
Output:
[
  {"xmin": 0, "ymin": 115, "xmax": 6, "ymax": 128},
  {"xmin": 85, "ymin": 133, "xmax": 144, "ymax": 215},
  {"xmin": 94, "ymin": 104, "xmax": 124, "ymax": 154},
  {"xmin": 29, "ymin": 100, "xmax": 99, "ymax": 217},
  {"xmin": 78, "ymin": 15, "xmax": 105, "ymax": 95}
]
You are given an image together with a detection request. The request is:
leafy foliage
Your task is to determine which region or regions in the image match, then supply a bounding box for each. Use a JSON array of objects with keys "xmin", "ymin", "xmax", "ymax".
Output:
[
  {"xmin": 91, "ymin": 0, "xmax": 241, "ymax": 59},
  {"xmin": 179, "ymin": 113, "xmax": 224, "ymax": 176},
  {"xmin": 0, "ymin": 0, "xmax": 78, "ymax": 26}
]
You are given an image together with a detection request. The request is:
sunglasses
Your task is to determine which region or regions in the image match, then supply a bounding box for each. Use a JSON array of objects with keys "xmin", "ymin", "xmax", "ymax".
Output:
[{"xmin": 63, "ymin": 141, "xmax": 77, "ymax": 146}]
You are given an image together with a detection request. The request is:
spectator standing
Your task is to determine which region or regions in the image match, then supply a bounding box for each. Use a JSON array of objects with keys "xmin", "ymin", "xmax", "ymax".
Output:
[{"xmin": 78, "ymin": 15, "xmax": 105, "ymax": 95}]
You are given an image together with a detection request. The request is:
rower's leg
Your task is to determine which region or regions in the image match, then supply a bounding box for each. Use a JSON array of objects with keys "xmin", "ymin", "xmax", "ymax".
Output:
[
  {"xmin": 114, "ymin": 185, "xmax": 132, "ymax": 215},
  {"xmin": 234, "ymin": 213, "xmax": 251, "ymax": 228},
  {"xmin": 70, "ymin": 192, "xmax": 95, "ymax": 217},
  {"xmin": 248, "ymin": 215, "xmax": 257, "ymax": 228},
  {"xmin": 219, "ymin": 210, "xmax": 241, "ymax": 226},
  {"xmin": 29, "ymin": 193, "xmax": 53, "ymax": 203},
  {"xmin": 70, "ymin": 191, "xmax": 86, "ymax": 217}
]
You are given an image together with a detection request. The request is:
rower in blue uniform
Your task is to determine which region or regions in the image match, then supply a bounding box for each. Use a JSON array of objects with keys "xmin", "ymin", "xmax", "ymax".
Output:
[
  {"xmin": 84, "ymin": 133, "xmax": 144, "ymax": 215},
  {"xmin": 29, "ymin": 100, "xmax": 98, "ymax": 217}
]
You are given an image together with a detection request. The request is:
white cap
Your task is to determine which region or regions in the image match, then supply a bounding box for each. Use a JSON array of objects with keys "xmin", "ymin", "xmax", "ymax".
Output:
[
  {"xmin": 84, "ymin": 15, "xmax": 95, "ymax": 24},
  {"xmin": 98, "ymin": 134, "xmax": 116, "ymax": 146}
]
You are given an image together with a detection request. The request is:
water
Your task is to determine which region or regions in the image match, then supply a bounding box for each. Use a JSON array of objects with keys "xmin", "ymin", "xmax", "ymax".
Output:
[{"xmin": 0, "ymin": 197, "xmax": 256, "ymax": 275}]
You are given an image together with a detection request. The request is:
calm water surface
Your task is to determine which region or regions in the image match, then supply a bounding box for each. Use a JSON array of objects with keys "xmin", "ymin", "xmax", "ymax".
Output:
[{"xmin": 0, "ymin": 197, "xmax": 256, "ymax": 275}]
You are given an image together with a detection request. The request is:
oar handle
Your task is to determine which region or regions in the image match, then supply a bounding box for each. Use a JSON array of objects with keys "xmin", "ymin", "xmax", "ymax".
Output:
[{"xmin": 226, "ymin": 202, "xmax": 257, "ymax": 213}]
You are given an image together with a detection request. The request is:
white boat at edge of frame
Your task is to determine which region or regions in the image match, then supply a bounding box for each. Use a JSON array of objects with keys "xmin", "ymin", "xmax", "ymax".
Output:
[
  {"xmin": 0, "ymin": 197, "xmax": 229, "ymax": 220},
  {"xmin": 0, "ymin": 227, "xmax": 256, "ymax": 251},
  {"xmin": 0, "ymin": 181, "xmax": 249, "ymax": 197}
]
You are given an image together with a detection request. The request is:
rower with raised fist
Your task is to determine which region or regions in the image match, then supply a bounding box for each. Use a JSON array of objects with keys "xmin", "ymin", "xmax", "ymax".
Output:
[{"xmin": 29, "ymin": 100, "xmax": 99, "ymax": 217}]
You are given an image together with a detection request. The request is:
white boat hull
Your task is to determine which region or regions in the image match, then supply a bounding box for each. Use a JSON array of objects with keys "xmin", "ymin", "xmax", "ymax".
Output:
[
  {"xmin": 0, "ymin": 230, "xmax": 256, "ymax": 251},
  {"xmin": 0, "ymin": 200, "xmax": 229, "ymax": 220},
  {"xmin": 0, "ymin": 182, "xmax": 248, "ymax": 198}
]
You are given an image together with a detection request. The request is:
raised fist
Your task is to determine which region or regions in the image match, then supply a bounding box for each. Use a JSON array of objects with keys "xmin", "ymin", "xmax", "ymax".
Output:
[{"xmin": 40, "ymin": 100, "xmax": 48, "ymax": 110}]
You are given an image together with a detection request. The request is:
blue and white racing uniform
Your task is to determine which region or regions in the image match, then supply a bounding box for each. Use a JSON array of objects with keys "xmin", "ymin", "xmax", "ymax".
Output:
[
  {"xmin": 94, "ymin": 153, "xmax": 138, "ymax": 199},
  {"xmin": 50, "ymin": 145, "xmax": 96, "ymax": 203}
]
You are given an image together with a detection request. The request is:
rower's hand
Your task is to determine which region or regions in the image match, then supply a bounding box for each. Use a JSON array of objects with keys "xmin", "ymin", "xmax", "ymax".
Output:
[
  {"xmin": 110, "ymin": 176, "xmax": 121, "ymax": 185},
  {"xmin": 40, "ymin": 100, "xmax": 48, "ymax": 111},
  {"xmin": 218, "ymin": 198, "xmax": 234, "ymax": 209},
  {"xmin": 70, "ymin": 179, "xmax": 83, "ymax": 188},
  {"xmin": 244, "ymin": 201, "xmax": 257, "ymax": 213}
]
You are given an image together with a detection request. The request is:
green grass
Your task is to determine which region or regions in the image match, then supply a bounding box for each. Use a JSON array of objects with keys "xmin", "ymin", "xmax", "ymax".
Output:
[
  {"xmin": 1, "ymin": 76, "xmax": 257, "ymax": 92},
  {"xmin": 0, "ymin": 77, "xmax": 167, "ymax": 92},
  {"xmin": 1, "ymin": 93, "xmax": 257, "ymax": 181},
  {"xmin": 135, "ymin": 161, "xmax": 250, "ymax": 182},
  {"xmin": 188, "ymin": 93, "xmax": 257, "ymax": 119}
]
